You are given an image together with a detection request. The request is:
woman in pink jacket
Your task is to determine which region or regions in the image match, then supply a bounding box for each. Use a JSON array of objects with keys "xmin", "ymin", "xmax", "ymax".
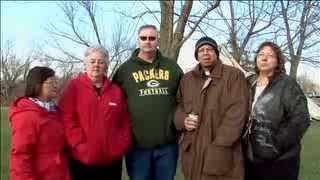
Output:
[
  {"xmin": 9, "ymin": 66, "xmax": 70, "ymax": 180},
  {"xmin": 58, "ymin": 47, "xmax": 131, "ymax": 180}
]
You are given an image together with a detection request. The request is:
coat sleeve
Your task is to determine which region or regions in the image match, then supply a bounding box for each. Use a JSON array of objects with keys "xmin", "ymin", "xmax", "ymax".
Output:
[
  {"xmin": 213, "ymin": 70, "xmax": 249, "ymax": 147},
  {"xmin": 277, "ymin": 78, "xmax": 310, "ymax": 149},
  {"xmin": 10, "ymin": 114, "xmax": 37, "ymax": 180},
  {"xmin": 110, "ymin": 90, "xmax": 132, "ymax": 160},
  {"xmin": 174, "ymin": 79, "xmax": 188, "ymax": 131},
  {"xmin": 58, "ymin": 80, "xmax": 85, "ymax": 148}
]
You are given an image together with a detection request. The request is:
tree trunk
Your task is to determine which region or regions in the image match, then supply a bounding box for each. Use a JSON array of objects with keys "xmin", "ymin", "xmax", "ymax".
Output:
[
  {"xmin": 168, "ymin": 38, "xmax": 183, "ymax": 62},
  {"xmin": 159, "ymin": 0, "xmax": 219, "ymax": 61},
  {"xmin": 159, "ymin": 1, "xmax": 174, "ymax": 59},
  {"xmin": 289, "ymin": 56, "xmax": 299, "ymax": 80}
]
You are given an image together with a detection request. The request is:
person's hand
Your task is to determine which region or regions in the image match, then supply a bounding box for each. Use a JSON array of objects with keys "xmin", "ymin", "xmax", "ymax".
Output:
[{"xmin": 184, "ymin": 114, "xmax": 199, "ymax": 131}]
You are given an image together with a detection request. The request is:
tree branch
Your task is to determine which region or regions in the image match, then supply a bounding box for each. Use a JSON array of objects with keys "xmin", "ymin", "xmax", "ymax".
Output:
[{"xmin": 182, "ymin": 0, "xmax": 220, "ymax": 45}]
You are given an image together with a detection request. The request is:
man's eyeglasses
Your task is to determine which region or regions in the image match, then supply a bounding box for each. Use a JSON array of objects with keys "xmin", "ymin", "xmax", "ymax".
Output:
[{"xmin": 139, "ymin": 36, "xmax": 156, "ymax": 41}]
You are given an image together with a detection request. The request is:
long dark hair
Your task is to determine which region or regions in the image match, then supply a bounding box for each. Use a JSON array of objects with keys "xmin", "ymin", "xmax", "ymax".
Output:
[
  {"xmin": 254, "ymin": 41, "xmax": 286, "ymax": 79},
  {"xmin": 25, "ymin": 66, "xmax": 55, "ymax": 97}
]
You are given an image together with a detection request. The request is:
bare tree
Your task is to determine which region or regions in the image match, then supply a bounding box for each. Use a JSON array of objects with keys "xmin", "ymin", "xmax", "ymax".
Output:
[
  {"xmin": 160, "ymin": 0, "xmax": 221, "ymax": 61},
  {"xmin": 43, "ymin": 1, "xmax": 135, "ymax": 77},
  {"xmin": 122, "ymin": 0, "xmax": 221, "ymax": 61},
  {"xmin": 280, "ymin": 0, "xmax": 320, "ymax": 79},
  {"xmin": 108, "ymin": 17, "xmax": 136, "ymax": 77},
  {"xmin": 212, "ymin": 1, "xmax": 278, "ymax": 63},
  {"xmin": 0, "ymin": 40, "xmax": 33, "ymax": 104}
]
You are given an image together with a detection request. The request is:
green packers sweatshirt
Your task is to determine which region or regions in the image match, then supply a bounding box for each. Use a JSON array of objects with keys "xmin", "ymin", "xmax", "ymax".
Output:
[{"xmin": 113, "ymin": 49, "xmax": 183, "ymax": 148}]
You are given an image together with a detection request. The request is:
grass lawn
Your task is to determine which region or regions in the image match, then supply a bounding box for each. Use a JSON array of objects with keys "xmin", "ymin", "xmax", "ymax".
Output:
[
  {"xmin": 1, "ymin": 107, "xmax": 10, "ymax": 180},
  {"xmin": 300, "ymin": 121, "xmax": 320, "ymax": 180},
  {"xmin": 1, "ymin": 106, "xmax": 319, "ymax": 179}
]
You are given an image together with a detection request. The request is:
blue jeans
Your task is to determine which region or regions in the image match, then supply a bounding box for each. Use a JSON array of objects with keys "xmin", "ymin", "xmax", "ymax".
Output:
[{"xmin": 125, "ymin": 143, "xmax": 178, "ymax": 180}]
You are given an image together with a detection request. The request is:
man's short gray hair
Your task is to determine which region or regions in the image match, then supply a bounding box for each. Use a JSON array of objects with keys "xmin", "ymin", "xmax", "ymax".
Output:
[
  {"xmin": 138, "ymin": 24, "xmax": 158, "ymax": 35},
  {"xmin": 84, "ymin": 46, "xmax": 109, "ymax": 62}
]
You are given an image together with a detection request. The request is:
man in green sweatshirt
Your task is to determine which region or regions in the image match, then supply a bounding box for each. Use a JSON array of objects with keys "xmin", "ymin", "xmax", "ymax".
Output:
[{"xmin": 113, "ymin": 24, "xmax": 183, "ymax": 180}]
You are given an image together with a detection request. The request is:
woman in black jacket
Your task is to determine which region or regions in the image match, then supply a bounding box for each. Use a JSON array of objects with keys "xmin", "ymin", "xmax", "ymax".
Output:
[{"xmin": 243, "ymin": 41, "xmax": 310, "ymax": 180}]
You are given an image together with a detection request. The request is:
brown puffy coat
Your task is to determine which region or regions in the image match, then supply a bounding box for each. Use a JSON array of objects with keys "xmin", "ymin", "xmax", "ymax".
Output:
[{"xmin": 175, "ymin": 62, "xmax": 249, "ymax": 180}]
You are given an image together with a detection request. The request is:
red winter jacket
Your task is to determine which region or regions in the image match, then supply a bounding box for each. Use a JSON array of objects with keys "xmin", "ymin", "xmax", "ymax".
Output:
[
  {"xmin": 9, "ymin": 97, "xmax": 70, "ymax": 180},
  {"xmin": 58, "ymin": 73, "xmax": 131, "ymax": 165}
]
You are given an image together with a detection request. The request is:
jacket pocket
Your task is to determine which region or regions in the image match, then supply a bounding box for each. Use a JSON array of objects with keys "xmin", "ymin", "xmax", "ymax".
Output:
[
  {"xmin": 252, "ymin": 129, "xmax": 280, "ymax": 160},
  {"xmin": 203, "ymin": 144, "xmax": 233, "ymax": 175}
]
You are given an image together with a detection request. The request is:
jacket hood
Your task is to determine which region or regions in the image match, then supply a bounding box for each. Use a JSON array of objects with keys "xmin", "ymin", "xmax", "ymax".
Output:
[
  {"xmin": 9, "ymin": 97, "xmax": 48, "ymax": 122},
  {"xmin": 129, "ymin": 48, "xmax": 162, "ymax": 68}
]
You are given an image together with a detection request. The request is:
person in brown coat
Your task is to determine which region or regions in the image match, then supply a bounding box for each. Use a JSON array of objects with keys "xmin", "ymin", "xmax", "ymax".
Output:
[{"xmin": 175, "ymin": 37, "xmax": 249, "ymax": 180}]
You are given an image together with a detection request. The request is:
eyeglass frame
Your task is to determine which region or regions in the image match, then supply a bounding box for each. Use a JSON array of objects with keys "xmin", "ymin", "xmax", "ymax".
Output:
[{"xmin": 139, "ymin": 36, "xmax": 157, "ymax": 41}]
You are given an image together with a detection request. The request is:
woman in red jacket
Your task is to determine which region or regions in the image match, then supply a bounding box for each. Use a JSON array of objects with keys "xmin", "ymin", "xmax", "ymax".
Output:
[
  {"xmin": 9, "ymin": 66, "xmax": 70, "ymax": 180},
  {"xmin": 58, "ymin": 47, "xmax": 132, "ymax": 180}
]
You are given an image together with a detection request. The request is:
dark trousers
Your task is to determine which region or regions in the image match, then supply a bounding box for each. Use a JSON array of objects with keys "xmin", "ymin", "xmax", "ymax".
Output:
[
  {"xmin": 69, "ymin": 158, "xmax": 122, "ymax": 180},
  {"xmin": 245, "ymin": 155, "xmax": 300, "ymax": 180}
]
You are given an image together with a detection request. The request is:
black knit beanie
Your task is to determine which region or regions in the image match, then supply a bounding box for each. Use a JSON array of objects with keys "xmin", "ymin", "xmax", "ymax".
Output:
[{"xmin": 194, "ymin": 37, "xmax": 219, "ymax": 60}]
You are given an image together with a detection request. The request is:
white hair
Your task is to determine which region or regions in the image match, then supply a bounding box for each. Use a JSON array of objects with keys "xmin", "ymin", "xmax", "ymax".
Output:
[{"xmin": 84, "ymin": 46, "xmax": 109, "ymax": 62}]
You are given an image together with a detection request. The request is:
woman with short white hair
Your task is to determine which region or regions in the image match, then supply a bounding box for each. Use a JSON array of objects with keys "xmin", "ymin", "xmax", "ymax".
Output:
[{"xmin": 59, "ymin": 47, "xmax": 132, "ymax": 180}]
